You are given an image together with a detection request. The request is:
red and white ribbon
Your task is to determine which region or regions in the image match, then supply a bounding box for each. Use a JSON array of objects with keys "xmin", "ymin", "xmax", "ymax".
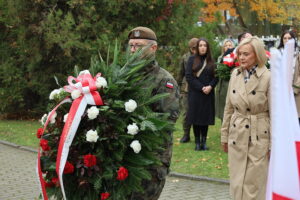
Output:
[
  {"xmin": 37, "ymin": 70, "xmax": 104, "ymax": 200},
  {"xmin": 223, "ymin": 52, "xmax": 236, "ymax": 67},
  {"xmin": 57, "ymin": 71, "xmax": 103, "ymax": 200},
  {"xmin": 37, "ymin": 98, "xmax": 72, "ymax": 200}
]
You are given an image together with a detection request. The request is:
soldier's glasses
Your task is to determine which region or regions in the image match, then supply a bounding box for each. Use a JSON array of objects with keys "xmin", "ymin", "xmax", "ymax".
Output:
[{"xmin": 129, "ymin": 44, "xmax": 146, "ymax": 49}]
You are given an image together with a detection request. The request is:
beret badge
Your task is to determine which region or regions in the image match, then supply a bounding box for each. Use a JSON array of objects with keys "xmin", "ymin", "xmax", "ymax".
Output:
[{"xmin": 134, "ymin": 30, "xmax": 140, "ymax": 37}]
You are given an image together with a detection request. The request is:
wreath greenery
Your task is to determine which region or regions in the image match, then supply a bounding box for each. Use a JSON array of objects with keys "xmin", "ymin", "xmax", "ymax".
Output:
[
  {"xmin": 37, "ymin": 44, "xmax": 174, "ymax": 200},
  {"xmin": 215, "ymin": 62, "xmax": 235, "ymax": 81}
]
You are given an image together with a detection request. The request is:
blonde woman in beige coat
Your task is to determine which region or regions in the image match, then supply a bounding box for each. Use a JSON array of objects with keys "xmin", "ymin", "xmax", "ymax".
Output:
[{"xmin": 221, "ymin": 36, "xmax": 270, "ymax": 200}]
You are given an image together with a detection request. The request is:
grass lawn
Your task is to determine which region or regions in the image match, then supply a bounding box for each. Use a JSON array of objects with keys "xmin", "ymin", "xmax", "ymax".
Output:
[
  {"xmin": 0, "ymin": 117, "xmax": 229, "ymax": 179},
  {"xmin": 0, "ymin": 120, "xmax": 41, "ymax": 148},
  {"xmin": 171, "ymin": 117, "xmax": 229, "ymax": 179}
]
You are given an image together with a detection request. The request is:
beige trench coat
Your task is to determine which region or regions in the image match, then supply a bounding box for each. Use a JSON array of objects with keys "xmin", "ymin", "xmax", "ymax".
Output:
[
  {"xmin": 221, "ymin": 66, "xmax": 271, "ymax": 200},
  {"xmin": 293, "ymin": 54, "xmax": 300, "ymax": 118}
]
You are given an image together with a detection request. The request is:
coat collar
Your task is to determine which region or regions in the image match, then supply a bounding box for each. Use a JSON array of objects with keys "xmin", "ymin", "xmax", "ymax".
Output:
[
  {"xmin": 237, "ymin": 65, "xmax": 267, "ymax": 78},
  {"xmin": 245, "ymin": 66, "xmax": 268, "ymax": 94},
  {"xmin": 255, "ymin": 66, "xmax": 268, "ymax": 78},
  {"xmin": 235, "ymin": 66, "xmax": 268, "ymax": 105}
]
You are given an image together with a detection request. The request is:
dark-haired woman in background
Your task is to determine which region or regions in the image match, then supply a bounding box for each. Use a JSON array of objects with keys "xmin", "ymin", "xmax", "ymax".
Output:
[
  {"xmin": 278, "ymin": 30, "xmax": 300, "ymax": 123},
  {"xmin": 278, "ymin": 30, "xmax": 298, "ymax": 54},
  {"xmin": 186, "ymin": 38, "xmax": 218, "ymax": 151}
]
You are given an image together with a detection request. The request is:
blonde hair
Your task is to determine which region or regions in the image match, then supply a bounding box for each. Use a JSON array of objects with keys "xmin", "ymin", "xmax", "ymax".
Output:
[
  {"xmin": 222, "ymin": 39, "xmax": 235, "ymax": 54},
  {"xmin": 236, "ymin": 36, "xmax": 267, "ymax": 68}
]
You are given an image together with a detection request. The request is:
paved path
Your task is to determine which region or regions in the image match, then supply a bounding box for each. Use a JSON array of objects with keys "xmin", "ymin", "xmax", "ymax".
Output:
[
  {"xmin": 0, "ymin": 143, "xmax": 231, "ymax": 200},
  {"xmin": 159, "ymin": 177, "xmax": 231, "ymax": 200}
]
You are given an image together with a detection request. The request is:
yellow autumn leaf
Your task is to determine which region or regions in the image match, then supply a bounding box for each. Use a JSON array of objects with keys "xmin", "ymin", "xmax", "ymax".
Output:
[{"xmin": 200, "ymin": 0, "xmax": 298, "ymax": 24}]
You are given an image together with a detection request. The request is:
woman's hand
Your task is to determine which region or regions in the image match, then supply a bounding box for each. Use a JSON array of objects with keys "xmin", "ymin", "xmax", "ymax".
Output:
[
  {"xmin": 222, "ymin": 143, "xmax": 228, "ymax": 153},
  {"xmin": 202, "ymin": 85, "xmax": 212, "ymax": 94}
]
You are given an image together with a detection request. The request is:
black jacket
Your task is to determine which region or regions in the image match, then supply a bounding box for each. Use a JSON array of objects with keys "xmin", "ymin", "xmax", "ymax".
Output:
[{"xmin": 186, "ymin": 55, "xmax": 219, "ymax": 125}]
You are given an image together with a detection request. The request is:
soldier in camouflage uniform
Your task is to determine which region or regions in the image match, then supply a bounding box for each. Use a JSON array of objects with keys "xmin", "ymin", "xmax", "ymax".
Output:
[
  {"xmin": 127, "ymin": 26, "xmax": 180, "ymax": 200},
  {"xmin": 177, "ymin": 38, "xmax": 198, "ymax": 143}
]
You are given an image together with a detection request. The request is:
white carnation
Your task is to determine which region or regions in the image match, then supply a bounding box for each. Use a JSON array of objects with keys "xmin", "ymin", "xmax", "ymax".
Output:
[
  {"xmin": 49, "ymin": 111, "xmax": 57, "ymax": 124},
  {"xmin": 63, "ymin": 113, "xmax": 69, "ymax": 123},
  {"xmin": 79, "ymin": 70, "xmax": 90, "ymax": 75},
  {"xmin": 71, "ymin": 89, "xmax": 81, "ymax": 99},
  {"xmin": 40, "ymin": 114, "xmax": 48, "ymax": 125},
  {"xmin": 86, "ymin": 130, "xmax": 99, "ymax": 142},
  {"xmin": 87, "ymin": 106, "xmax": 99, "ymax": 120},
  {"xmin": 49, "ymin": 89, "xmax": 58, "ymax": 100},
  {"xmin": 130, "ymin": 140, "xmax": 142, "ymax": 154},
  {"xmin": 127, "ymin": 123, "xmax": 139, "ymax": 135},
  {"xmin": 49, "ymin": 88, "xmax": 64, "ymax": 100},
  {"xmin": 96, "ymin": 77, "xmax": 108, "ymax": 89},
  {"xmin": 124, "ymin": 99, "xmax": 137, "ymax": 112}
]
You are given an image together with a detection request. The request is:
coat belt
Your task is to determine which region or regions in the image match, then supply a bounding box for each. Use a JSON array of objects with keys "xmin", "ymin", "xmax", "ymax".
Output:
[{"xmin": 233, "ymin": 111, "xmax": 269, "ymax": 145}]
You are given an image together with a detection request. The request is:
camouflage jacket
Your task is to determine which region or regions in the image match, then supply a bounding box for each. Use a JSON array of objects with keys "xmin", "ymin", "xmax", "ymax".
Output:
[
  {"xmin": 146, "ymin": 61, "xmax": 180, "ymax": 122},
  {"xmin": 130, "ymin": 60, "xmax": 180, "ymax": 200},
  {"xmin": 177, "ymin": 52, "xmax": 191, "ymax": 93}
]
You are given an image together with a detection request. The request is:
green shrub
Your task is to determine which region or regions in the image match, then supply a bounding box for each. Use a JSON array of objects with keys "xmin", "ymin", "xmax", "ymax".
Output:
[{"xmin": 0, "ymin": 0, "xmax": 221, "ymax": 118}]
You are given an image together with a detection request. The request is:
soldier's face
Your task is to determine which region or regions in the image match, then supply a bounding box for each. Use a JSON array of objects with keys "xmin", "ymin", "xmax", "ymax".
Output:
[
  {"xmin": 128, "ymin": 39, "xmax": 148, "ymax": 53},
  {"xmin": 237, "ymin": 44, "xmax": 257, "ymax": 70},
  {"xmin": 190, "ymin": 47, "xmax": 197, "ymax": 55},
  {"xmin": 128, "ymin": 39, "xmax": 157, "ymax": 54},
  {"xmin": 198, "ymin": 41, "xmax": 207, "ymax": 55}
]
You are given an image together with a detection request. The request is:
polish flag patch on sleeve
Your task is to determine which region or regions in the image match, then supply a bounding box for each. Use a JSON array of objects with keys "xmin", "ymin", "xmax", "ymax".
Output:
[{"xmin": 166, "ymin": 82, "xmax": 174, "ymax": 89}]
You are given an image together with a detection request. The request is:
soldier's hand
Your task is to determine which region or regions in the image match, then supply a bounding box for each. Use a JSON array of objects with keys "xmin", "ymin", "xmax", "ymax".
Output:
[{"xmin": 222, "ymin": 143, "xmax": 228, "ymax": 153}]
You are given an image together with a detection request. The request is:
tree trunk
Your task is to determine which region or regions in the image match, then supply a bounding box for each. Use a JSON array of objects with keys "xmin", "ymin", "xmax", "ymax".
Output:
[
  {"xmin": 225, "ymin": 20, "xmax": 233, "ymax": 35},
  {"xmin": 217, "ymin": 25, "xmax": 225, "ymax": 35},
  {"xmin": 232, "ymin": 0, "xmax": 248, "ymax": 30}
]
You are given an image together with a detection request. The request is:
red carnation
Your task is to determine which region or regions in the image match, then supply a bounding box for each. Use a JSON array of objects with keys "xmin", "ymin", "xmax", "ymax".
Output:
[
  {"xmin": 116, "ymin": 166, "xmax": 128, "ymax": 181},
  {"xmin": 36, "ymin": 128, "xmax": 44, "ymax": 139},
  {"xmin": 51, "ymin": 177, "xmax": 59, "ymax": 186},
  {"xmin": 83, "ymin": 154, "xmax": 97, "ymax": 167},
  {"xmin": 40, "ymin": 139, "xmax": 50, "ymax": 151},
  {"xmin": 63, "ymin": 161, "xmax": 74, "ymax": 174},
  {"xmin": 101, "ymin": 192, "xmax": 110, "ymax": 200},
  {"xmin": 43, "ymin": 179, "xmax": 54, "ymax": 188}
]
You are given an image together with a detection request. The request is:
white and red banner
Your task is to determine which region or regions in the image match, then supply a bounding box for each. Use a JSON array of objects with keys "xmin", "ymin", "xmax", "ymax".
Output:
[{"xmin": 266, "ymin": 39, "xmax": 300, "ymax": 200}]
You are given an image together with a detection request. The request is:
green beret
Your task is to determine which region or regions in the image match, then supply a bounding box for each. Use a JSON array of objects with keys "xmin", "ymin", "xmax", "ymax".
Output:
[{"xmin": 128, "ymin": 26, "xmax": 157, "ymax": 41}]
